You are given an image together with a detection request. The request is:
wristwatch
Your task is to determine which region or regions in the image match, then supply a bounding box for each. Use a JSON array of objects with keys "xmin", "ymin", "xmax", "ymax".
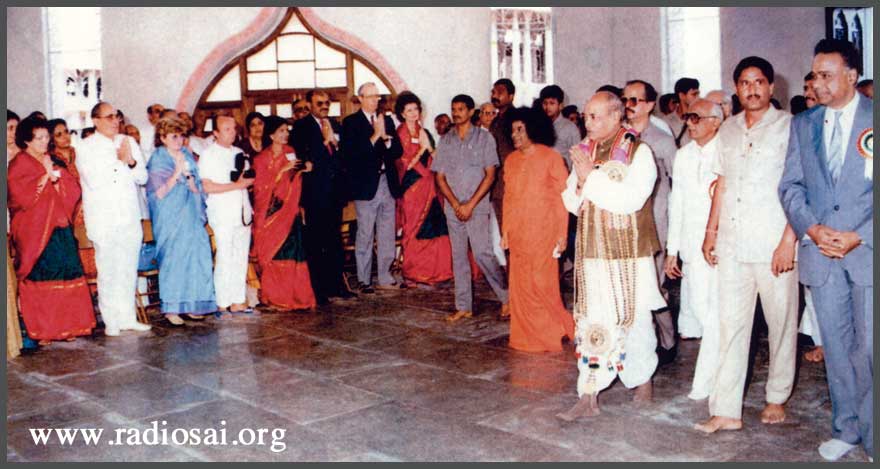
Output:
[{"xmin": 128, "ymin": 160, "xmax": 137, "ymax": 169}]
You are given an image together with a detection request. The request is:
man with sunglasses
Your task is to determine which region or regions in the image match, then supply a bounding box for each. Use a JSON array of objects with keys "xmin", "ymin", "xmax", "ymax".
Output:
[
  {"xmin": 696, "ymin": 56, "xmax": 798, "ymax": 435},
  {"xmin": 622, "ymin": 79, "xmax": 679, "ymax": 365},
  {"xmin": 291, "ymin": 89, "xmax": 355, "ymax": 305},
  {"xmin": 76, "ymin": 101, "xmax": 151, "ymax": 336},
  {"xmin": 292, "ymin": 98, "xmax": 310, "ymax": 122},
  {"xmin": 665, "ymin": 98, "xmax": 723, "ymax": 400}
]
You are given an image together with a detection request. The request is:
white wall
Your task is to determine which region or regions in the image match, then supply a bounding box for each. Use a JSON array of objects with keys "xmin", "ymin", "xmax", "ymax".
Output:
[
  {"xmin": 7, "ymin": 7, "xmax": 48, "ymax": 116},
  {"xmin": 721, "ymin": 7, "xmax": 826, "ymax": 105}
]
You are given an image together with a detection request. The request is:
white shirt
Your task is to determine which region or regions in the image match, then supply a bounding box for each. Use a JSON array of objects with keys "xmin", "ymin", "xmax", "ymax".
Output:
[
  {"xmin": 713, "ymin": 106, "xmax": 792, "ymax": 263},
  {"xmin": 76, "ymin": 132, "xmax": 148, "ymax": 236},
  {"xmin": 198, "ymin": 142, "xmax": 253, "ymax": 228},
  {"xmin": 823, "ymin": 92, "xmax": 859, "ymax": 159},
  {"xmin": 139, "ymin": 124, "xmax": 156, "ymax": 162},
  {"xmin": 562, "ymin": 143, "xmax": 657, "ymax": 216},
  {"xmin": 667, "ymin": 134, "xmax": 720, "ymax": 262}
]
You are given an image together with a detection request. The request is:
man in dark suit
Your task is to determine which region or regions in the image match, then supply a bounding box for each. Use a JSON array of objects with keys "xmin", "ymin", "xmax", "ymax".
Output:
[
  {"xmin": 779, "ymin": 39, "xmax": 873, "ymax": 462},
  {"xmin": 341, "ymin": 82, "xmax": 404, "ymax": 293},
  {"xmin": 291, "ymin": 89, "xmax": 354, "ymax": 304}
]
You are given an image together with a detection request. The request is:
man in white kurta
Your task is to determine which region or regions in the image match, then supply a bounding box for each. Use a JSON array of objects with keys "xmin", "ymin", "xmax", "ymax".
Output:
[
  {"xmin": 556, "ymin": 92, "xmax": 665, "ymax": 421},
  {"xmin": 664, "ymin": 99, "xmax": 723, "ymax": 400},
  {"xmin": 198, "ymin": 115, "xmax": 254, "ymax": 312},
  {"xmin": 76, "ymin": 102, "xmax": 151, "ymax": 336},
  {"xmin": 696, "ymin": 57, "xmax": 798, "ymax": 433}
]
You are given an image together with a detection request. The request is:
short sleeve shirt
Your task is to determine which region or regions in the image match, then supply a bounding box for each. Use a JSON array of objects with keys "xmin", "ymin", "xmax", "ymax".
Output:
[
  {"xmin": 712, "ymin": 106, "xmax": 792, "ymax": 263},
  {"xmin": 432, "ymin": 126, "xmax": 498, "ymax": 214}
]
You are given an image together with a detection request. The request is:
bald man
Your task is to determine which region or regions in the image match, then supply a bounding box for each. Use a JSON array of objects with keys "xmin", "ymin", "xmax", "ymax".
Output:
[
  {"xmin": 557, "ymin": 92, "xmax": 665, "ymax": 420},
  {"xmin": 704, "ymin": 90, "xmax": 732, "ymax": 119}
]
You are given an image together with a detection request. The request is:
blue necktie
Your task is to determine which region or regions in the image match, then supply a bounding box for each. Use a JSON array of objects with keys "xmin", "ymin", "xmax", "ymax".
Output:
[{"xmin": 827, "ymin": 111, "xmax": 843, "ymax": 184}]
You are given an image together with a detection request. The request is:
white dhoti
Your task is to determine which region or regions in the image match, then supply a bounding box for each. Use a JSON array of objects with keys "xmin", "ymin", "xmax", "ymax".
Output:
[
  {"xmin": 212, "ymin": 223, "xmax": 251, "ymax": 308},
  {"xmin": 575, "ymin": 257, "xmax": 665, "ymax": 396},
  {"xmin": 798, "ymin": 287, "xmax": 822, "ymax": 347},
  {"xmin": 91, "ymin": 223, "xmax": 143, "ymax": 330},
  {"xmin": 679, "ymin": 257, "xmax": 721, "ymax": 399}
]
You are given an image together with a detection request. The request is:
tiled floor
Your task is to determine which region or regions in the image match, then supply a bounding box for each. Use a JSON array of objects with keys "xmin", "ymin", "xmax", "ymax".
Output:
[{"xmin": 5, "ymin": 279, "xmax": 870, "ymax": 462}]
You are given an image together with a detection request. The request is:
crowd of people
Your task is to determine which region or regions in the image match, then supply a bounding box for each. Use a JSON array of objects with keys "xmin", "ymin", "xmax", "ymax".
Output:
[{"xmin": 5, "ymin": 37, "xmax": 873, "ymax": 462}]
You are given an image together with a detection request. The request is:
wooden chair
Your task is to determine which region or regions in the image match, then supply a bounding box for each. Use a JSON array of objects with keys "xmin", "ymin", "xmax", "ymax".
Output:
[{"xmin": 134, "ymin": 220, "xmax": 159, "ymax": 324}]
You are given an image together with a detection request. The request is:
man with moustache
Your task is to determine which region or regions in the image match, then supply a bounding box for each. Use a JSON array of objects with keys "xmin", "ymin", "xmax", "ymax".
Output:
[
  {"xmin": 804, "ymin": 72, "xmax": 819, "ymax": 109},
  {"xmin": 696, "ymin": 56, "xmax": 798, "ymax": 434},
  {"xmin": 557, "ymin": 91, "xmax": 665, "ymax": 421},
  {"xmin": 433, "ymin": 94, "xmax": 509, "ymax": 323},
  {"xmin": 292, "ymin": 89, "xmax": 355, "ymax": 304},
  {"xmin": 621, "ymin": 79, "xmax": 679, "ymax": 361},
  {"xmin": 779, "ymin": 39, "xmax": 873, "ymax": 462},
  {"xmin": 488, "ymin": 78, "xmax": 516, "ymax": 231}
]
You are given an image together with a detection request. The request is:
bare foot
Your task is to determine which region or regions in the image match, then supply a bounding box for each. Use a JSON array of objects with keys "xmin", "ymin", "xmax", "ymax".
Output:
[
  {"xmin": 804, "ymin": 346, "xmax": 824, "ymax": 363},
  {"xmin": 230, "ymin": 303, "xmax": 247, "ymax": 312},
  {"xmin": 760, "ymin": 403, "xmax": 786, "ymax": 424},
  {"xmin": 694, "ymin": 416, "xmax": 743, "ymax": 433},
  {"xmin": 633, "ymin": 381, "xmax": 653, "ymax": 404},
  {"xmin": 445, "ymin": 310, "xmax": 472, "ymax": 323},
  {"xmin": 499, "ymin": 303, "xmax": 510, "ymax": 318},
  {"xmin": 556, "ymin": 393, "xmax": 600, "ymax": 422}
]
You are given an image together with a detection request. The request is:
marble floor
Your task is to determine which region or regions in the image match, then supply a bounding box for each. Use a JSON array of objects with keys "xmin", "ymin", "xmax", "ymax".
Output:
[{"xmin": 5, "ymin": 279, "xmax": 869, "ymax": 462}]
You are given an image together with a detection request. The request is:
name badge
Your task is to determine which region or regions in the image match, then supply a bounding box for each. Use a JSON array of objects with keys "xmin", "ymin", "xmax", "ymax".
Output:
[
  {"xmin": 410, "ymin": 138, "xmax": 420, "ymax": 145},
  {"xmin": 285, "ymin": 152, "xmax": 297, "ymax": 161}
]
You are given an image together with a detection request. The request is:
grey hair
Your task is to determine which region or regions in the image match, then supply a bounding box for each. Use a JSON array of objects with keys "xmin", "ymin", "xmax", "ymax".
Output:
[
  {"xmin": 691, "ymin": 98, "xmax": 724, "ymax": 121},
  {"xmin": 705, "ymin": 89, "xmax": 731, "ymax": 105},
  {"xmin": 357, "ymin": 82, "xmax": 377, "ymax": 96},
  {"xmin": 595, "ymin": 91, "xmax": 624, "ymax": 122}
]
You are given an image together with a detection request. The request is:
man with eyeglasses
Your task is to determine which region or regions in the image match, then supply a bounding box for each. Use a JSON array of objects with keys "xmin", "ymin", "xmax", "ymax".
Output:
[
  {"xmin": 291, "ymin": 89, "xmax": 355, "ymax": 305},
  {"xmin": 477, "ymin": 103, "xmax": 497, "ymax": 130},
  {"xmin": 780, "ymin": 39, "xmax": 873, "ymax": 462},
  {"xmin": 341, "ymin": 82, "xmax": 404, "ymax": 294},
  {"xmin": 696, "ymin": 56, "xmax": 798, "ymax": 435},
  {"xmin": 292, "ymin": 98, "xmax": 310, "ymax": 122},
  {"xmin": 664, "ymin": 98, "xmax": 723, "ymax": 400},
  {"xmin": 76, "ymin": 102, "xmax": 151, "ymax": 336},
  {"xmin": 621, "ymin": 79, "xmax": 679, "ymax": 366},
  {"xmin": 667, "ymin": 77, "xmax": 700, "ymax": 148}
]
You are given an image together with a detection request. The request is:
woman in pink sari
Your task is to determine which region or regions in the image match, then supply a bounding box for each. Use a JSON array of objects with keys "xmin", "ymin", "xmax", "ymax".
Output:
[{"xmin": 394, "ymin": 92, "xmax": 453, "ymax": 286}]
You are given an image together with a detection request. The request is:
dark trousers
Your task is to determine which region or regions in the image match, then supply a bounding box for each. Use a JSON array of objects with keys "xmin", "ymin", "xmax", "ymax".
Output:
[{"xmin": 304, "ymin": 203, "xmax": 345, "ymax": 299}]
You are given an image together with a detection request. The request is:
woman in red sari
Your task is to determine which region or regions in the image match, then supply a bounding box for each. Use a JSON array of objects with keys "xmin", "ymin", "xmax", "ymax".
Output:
[
  {"xmin": 7, "ymin": 117, "xmax": 95, "ymax": 344},
  {"xmin": 501, "ymin": 107, "xmax": 573, "ymax": 352},
  {"xmin": 393, "ymin": 92, "xmax": 454, "ymax": 285},
  {"xmin": 252, "ymin": 116, "xmax": 316, "ymax": 310}
]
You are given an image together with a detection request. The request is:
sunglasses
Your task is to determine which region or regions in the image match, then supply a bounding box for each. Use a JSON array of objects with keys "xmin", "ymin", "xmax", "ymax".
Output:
[
  {"xmin": 621, "ymin": 97, "xmax": 648, "ymax": 107},
  {"xmin": 682, "ymin": 113, "xmax": 720, "ymax": 124}
]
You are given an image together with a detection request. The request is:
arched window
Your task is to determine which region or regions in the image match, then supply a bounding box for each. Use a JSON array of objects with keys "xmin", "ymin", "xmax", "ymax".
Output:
[{"xmin": 194, "ymin": 8, "xmax": 397, "ymax": 134}]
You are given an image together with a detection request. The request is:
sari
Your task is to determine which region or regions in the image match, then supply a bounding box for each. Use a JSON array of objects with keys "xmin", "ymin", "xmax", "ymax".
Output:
[
  {"xmin": 503, "ymin": 144, "xmax": 574, "ymax": 352},
  {"xmin": 394, "ymin": 122, "xmax": 454, "ymax": 284},
  {"xmin": 253, "ymin": 145, "xmax": 316, "ymax": 310},
  {"xmin": 7, "ymin": 151, "xmax": 95, "ymax": 341},
  {"xmin": 53, "ymin": 147, "xmax": 94, "ymax": 275},
  {"xmin": 146, "ymin": 146, "xmax": 216, "ymax": 315}
]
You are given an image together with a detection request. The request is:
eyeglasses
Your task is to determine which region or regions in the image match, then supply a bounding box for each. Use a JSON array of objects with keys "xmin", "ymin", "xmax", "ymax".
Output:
[
  {"xmin": 294, "ymin": 106, "xmax": 309, "ymax": 113},
  {"xmin": 313, "ymin": 100, "xmax": 330, "ymax": 107},
  {"xmin": 682, "ymin": 113, "xmax": 720, "ymax": 124},
  {"xmin": 621, "ymin": 97, "xmax": 648, "ymax": 107}
]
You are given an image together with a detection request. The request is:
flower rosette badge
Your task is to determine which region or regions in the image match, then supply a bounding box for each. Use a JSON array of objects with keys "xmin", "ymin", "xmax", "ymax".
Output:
[{"xmin": 857, "ymin": 128, "xmax": 872, "ymax": 180}]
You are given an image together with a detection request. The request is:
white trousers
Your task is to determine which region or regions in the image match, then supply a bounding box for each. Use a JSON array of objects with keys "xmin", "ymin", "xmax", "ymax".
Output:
[
  {"xmin": 212, "ymin": 223, "xmax": 251, "ymax": 308},
  {"xmin": 91, "ymin": 223, "xmax": 143, "ymax": 330},
  {"xmin": 679, "ymin": 258, "xmax": 721, "ymax": 399},
  {"xmin": 576, "ymin": 257, "xmax": 665, "ymax": 395},
  {"xmin": 798, "ymin": 287, "xmax": 822, "ymax": 347},
  {"xmin": 710, "ymin": 259, "xmax": 798, "ymax": 419}
]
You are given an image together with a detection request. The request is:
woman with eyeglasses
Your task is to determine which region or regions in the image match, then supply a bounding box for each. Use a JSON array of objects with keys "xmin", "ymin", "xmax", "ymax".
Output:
[
  {"xmin": 145, "ymin": 117, "xmax": 217, "ymax": 326},
  {"xmin": 7, "ymin": 116, "xmax": 96, "ymax": 344},
  {"xmin": 391, "ymin": 92, "xmax": 454, "ymax": 287},
  {"xmin": 252, "ymin": 115, "xmax": 316, "ymax": 310}
]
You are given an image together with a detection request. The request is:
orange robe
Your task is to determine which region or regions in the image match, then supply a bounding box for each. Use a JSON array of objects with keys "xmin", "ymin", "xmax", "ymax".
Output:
[{"xmin": 503, "ymin": 144, "xmax": 574, "ymax": 352}]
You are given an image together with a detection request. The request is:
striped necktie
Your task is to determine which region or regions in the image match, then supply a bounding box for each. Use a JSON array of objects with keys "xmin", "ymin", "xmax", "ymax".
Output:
[{"xmin": 827, "ymin": 111, "xmax": 843, "ymax": 184}]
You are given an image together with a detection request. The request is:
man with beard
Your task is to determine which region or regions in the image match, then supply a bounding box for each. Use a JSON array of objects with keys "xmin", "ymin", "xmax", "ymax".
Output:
[
  {"xmin": 433, "ymin": 94, "xmax": 509, "ymax": 323},
  {"xmin": 621, "ymin": 79, "xmax": 679, "ymax": 362},
  {"xmin": 488, "ymin": 78, "xmax": 516, "ymax": 231},
  {"xmin": 696, "ymin": 56, "xmax": 798, "ymax": 434}
]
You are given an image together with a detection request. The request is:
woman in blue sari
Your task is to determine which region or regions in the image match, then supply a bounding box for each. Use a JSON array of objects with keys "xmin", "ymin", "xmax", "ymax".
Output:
[{"xmin": 146, "ymin": 117, "xmax": 216, "ymax": 326}]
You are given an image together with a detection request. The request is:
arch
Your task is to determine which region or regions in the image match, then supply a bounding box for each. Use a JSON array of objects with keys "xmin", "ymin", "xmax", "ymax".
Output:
[{"xmin": 176, "ymin": 7, "xmax": 406, "ymax": 117}]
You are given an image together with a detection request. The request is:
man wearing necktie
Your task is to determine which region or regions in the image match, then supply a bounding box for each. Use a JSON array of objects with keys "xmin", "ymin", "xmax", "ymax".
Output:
[
  {"xmin": 779, "ymin": 39, "xmax": 873, "ymax": 463},
  {"xmin": 341, "ymin": 82, "xmax": 404, "ymax": 293}
]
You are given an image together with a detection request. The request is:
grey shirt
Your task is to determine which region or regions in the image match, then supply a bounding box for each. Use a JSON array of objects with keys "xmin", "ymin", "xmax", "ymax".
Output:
[
  {"xmin": 432, "ymin": 125, "xmax": 499, "ymax": 214},
  {"xmin": 552, "ymin": 116, "xmax": 581, "ymax": 169},
  {"xmin": 639, "ymin": 122, "xmax": 678, "ymax": 246}
]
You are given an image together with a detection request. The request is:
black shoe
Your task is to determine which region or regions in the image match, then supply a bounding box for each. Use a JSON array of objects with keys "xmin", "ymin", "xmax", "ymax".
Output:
[
  {"xmin": 356, "ymin": 282, "xmax": 375, "ymax": 294},
  {"xmin": 335, "ymin": 289, "xmax": 357, "ymax": 299},
  {"xmin": 657, "ymin": 344, "xmax": 678, "ymax": 366}
]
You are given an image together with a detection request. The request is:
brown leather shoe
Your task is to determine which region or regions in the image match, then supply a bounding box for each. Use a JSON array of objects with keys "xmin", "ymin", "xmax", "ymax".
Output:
[{"xmin": 445, "ymin": 310, "xmax": 473, "ymax": 323}]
